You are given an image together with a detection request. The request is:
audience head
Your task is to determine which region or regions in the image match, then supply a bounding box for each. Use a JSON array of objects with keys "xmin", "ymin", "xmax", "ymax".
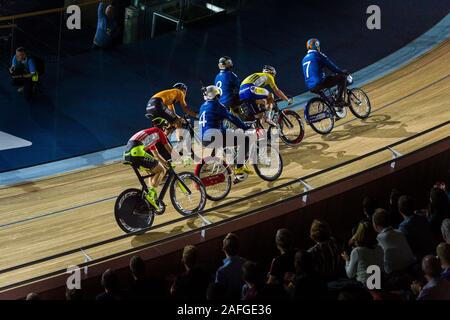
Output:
[
  {"xmin": 15, "ymin": 47, "xmax": 27, "ymax": 61},
  {"xmin": 206, "ymin": 282, "xmax": 226, "ymax": 301},
  {"xmin": 372, "ymin": 208, "xmax": 390, "ymax": 233},
  {"xmin": 442, "ymin": 219, "xmax": 450, "ymax": 244},
  {"xmin": 223, "ymin": 233, "xmax": 239, "ymax": 257},
  {"xmin": 294, "ymin": 250, "xmax": 314, "ymax": 274},
  {"xmin": 352, "ymin": 222, "xmax": 378, "ymax": 248},
  {"xmin": 436, "ymin": 242, "xmax": 450, "ymax": 267},
  {"xmin": 429, "ymin": 187, "xmax": 449, "ymax": 216},
  {"xmin": 65, "ymin": 288, "xmax": 83, "ymax": 301},
  {"xmin": 182, "ymin": 245, "xmax": 198, "ymax": 270},
  {"xmin": 362, "ymin": 196, "xmax": 377, "ymax": 219},
  {"xmin": 398, "ymin": 195, "xmax": 414, "ymax": 218},
  {"xmin": 129, "ymin": 256, "xmax": 146, "ymax": 280},
  {"xmin": 275, "ymin": 228, "xmax": 295, "ymax": 252},
  {"xmin": 421, "ymin": 255, "xmax": 442, "ymax": 280},
  {"xmin": 390, "ymin": 189, "xmax": 401, "ymax": 206},
  {"xmin": 101, "ymin": 268, "xmax": 120, "ymax": 293},
  {"xmin": 25, "ymin": 292, "xmax": 40, "ymax": 300},
  {"xmin": 242, "ymin": 261, "xmax": 264, "ymax": 287},
  {"xmin": 310, "ymin": 220, "xmax": 332, "ymax": 243}
]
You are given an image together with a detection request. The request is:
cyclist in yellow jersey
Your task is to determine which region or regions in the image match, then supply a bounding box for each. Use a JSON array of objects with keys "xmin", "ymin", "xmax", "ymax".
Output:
[{"xmin": 239, "ymin": 66, "xmax": 293, "ymax": 121}]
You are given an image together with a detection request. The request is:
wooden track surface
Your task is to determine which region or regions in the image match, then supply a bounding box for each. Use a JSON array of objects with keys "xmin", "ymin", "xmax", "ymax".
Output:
[{"xmin": 0, "ymin": 40, "xmax": 449, "ymax": 290}]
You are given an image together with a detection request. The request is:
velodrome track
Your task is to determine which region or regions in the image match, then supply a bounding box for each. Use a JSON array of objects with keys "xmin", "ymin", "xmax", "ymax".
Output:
[{"xmin": 0, "ymin": 39, "xmax": 449, "ymax": 291}]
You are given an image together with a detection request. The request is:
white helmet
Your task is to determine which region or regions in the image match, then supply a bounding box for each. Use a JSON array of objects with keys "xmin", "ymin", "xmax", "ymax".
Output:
[
  {"xmin": 218, "ymin": 56, "xmax": 233, "ymax": 70},
  {"xmin": 203, "ymin": 85, "xmax": 222, "ymax": 101},
  {"xmin": 262, "ymin": 65, "xmax": 277, "ymax": 76}
]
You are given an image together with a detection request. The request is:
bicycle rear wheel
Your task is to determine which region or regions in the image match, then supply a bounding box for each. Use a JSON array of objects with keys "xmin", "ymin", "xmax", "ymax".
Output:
[
  {"xmin": 114, "ymin": 189, "xmax": 155, "ymax": 234},
  {"xmin": 254, "ymin": 144, "xmax": 283, "ymax": 181},
  {"xmin": 305, "ymin": 97, "xmax": 335, "ymax": 134},
  {"xmin": 170, "ymin": 172, "xmax": 207, "ymax": 216},
  {"xmin": 195, "ymin": 158, "xmax": 232, "ymax": 201},
  {"xmin": 279, "ymin": 109, "xmax": 305, "ymax": 146},
  {"xmin": 348, "ymin": 88, "xmax": 371, "ymax": 119}
]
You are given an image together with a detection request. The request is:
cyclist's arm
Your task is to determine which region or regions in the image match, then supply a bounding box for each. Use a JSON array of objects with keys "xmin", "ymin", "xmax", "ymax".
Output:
[
  {"xmin": 179, "ymin": 93, "xmax": 197, "ymax": 118},
  {"xmin": 269, "ymin": 75, "xmax": 289, "ymax": 102},
  {"xmin": 321, "ymin": 53, "xmax": 344, "ymax": 74},
  {"xmin": 224, "ymin": 109, "xmax": 251, "ymax": 130},
  {"xmin": 149, "ymin": 147, "xmax": 169, "ymax": 168}
]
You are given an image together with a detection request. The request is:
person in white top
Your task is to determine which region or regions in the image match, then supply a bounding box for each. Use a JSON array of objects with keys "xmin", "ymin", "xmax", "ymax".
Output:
[
  {"xmin": 372, "ymin": 209, "xmax": 416, "ymax": 274},
  {"xmin": 342, "ymin": 222, "xmax": 384, "ymax": 283}
]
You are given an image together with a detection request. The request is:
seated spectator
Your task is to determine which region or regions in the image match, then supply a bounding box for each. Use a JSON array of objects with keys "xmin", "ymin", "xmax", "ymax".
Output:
[
  {"xmin": 129, "ymin": 256, "xmax": 164, "ymax": 300},
  {"xmin": 411, "ymin": 255, "xmax": 450, "ymax": 300},
  {"xmin": 342, "ymin": 222, "xmax": 384, "ymax": 284},
  {"xmin": 9, "ymin": 47, "xmax": 39, "ymax": 100},
  {"xmin": 215, "ymin": 233, "xmax": 246, "ymax": 300},
  {"xmin": 207, "ymin": 282, "xmax": 226, "ymax": 301},
  {"xmin": 436, "ymin": 243, "xmax": 450, "ymax": 280},
  {"xmin": 93, "ymin": 1, "xmax": 120, "ymax": 49},
  {"xmin": 241, "ymin": 261, "xmax": 288, "ymax": 301},
  {"xmin": 427, "ymin": 187, "xmax": 450, "ymax": 240},
  {"xmin": 372, "ymin": 209, "xmax": 415, "ymax": 274},
  {"xmin": 25, "ymin": 292, "xmax": 40, "ymax": 300},
  {"xmin": 268, "ymin": 229, "xmax": 296, "ymax": 286},
  {"xmin": 96, "ymin": 268, "xmax": 125, "ymax": 300},
  {"xmin": 387, "ymin": 188, "xmax": 403, "ymax": 228},
  {"xmin": 349, "ymin": 196, "xmax": 377, "ymax": 246},
  {"xmin": 170, "ymin": 245, "xmax": 210, "ymax": 301},
  {"xmin": 442, "ymin": 219, "xmax": 450, "ymax": 244},
  {"xmin": 293, "ymin": 250, "xmax": 327, "ymax": 300},
  {"xmin": 308, "ymin": 220, "xmax": 344, "ymax": 281},
  {"xmin": 398, "ymin": 195, "xmax": 435, "ymax": 260},
  {"xmin": 65, "ymin": 288, "xmax": 83, "ymax": 301}
]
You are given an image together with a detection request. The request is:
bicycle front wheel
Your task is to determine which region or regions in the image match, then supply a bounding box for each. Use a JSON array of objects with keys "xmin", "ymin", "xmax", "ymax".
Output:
[
  {"xmin": 114, "ymin": 188, "xmax": 155, "ymax": 234},
  {"xmin": 305, "ymin": 97, "xmax": 335, "ymax": 134},
  {"xmin": 170, "ymin": 172, "xmax": 207, "ymax": 216},
  {"xmin": 279, "ymin": 109, "xmax": 305, "ymax": 146},
  {"xmin": 348, "ymin": 88, "xmax": 371, "ymax": 119},
  {"xmin": 254, "ymin": 144, "xmax": 283, "ymax": 181},
  {"xmin": 195, "ymin": 158, "xmax": 232, "ymax": 201}
]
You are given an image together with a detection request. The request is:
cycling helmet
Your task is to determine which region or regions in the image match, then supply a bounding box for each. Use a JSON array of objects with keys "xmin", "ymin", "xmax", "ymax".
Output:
[
  {"xmin": 203, "ymin": 85, "xmax": 221, "ymax": 101},
  {"xmin": 173, "ymin": 82, "xmax": 188, "ymax": 92},
  {"xmin": 218, "ymin": 56, "xmax": 233, "ymax": 70},
  {"xmin": 306, "ymin": 38, "xmax": 320, "ymax": 51},
  {"xmin": 152, "ymin": 117, "xmax": 169, "ymax": 129},
  {"xmin": 262, "ymin": 65, "xmax": 277, "ymax": 76}
]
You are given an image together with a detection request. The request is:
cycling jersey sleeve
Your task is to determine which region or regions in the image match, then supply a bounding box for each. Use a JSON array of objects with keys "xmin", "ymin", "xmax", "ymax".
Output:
[
  {"xmin": 320, "ymin": 53, "xmax": 343, "ymax": 74},
  {"xmin": 223, "ymin": 108, "xmax": 251, "ymax": 130},
  {"xmin": 267, "ymin": 74, "xmax": 279, "ymax": 91}
]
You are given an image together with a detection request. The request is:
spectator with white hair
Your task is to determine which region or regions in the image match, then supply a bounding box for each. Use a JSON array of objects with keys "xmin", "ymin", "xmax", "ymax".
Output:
[
  {"xmin": 441, "ymin": 218, "xmax": 450, "ymax": 244},
  {"xmin": 436, "ymin": 243, "xmax": 450, "ymax": 281},
  {"xmin": 411, "ymin": 255, "xmax": 450, "ymax": 300}
]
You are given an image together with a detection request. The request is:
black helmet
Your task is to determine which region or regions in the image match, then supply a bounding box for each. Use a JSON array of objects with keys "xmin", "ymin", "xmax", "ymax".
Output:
[
  {"xmin": 218, "ymin": 56, "xmax": 233, "ymax": 70},
  {"xmin": 173, "ymin": 83, "xmax": 188, "ymax": 91}
]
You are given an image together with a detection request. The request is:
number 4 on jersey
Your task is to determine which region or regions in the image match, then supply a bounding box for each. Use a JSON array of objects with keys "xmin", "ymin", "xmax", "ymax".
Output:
[{"xmin": 199, "ymin": 111, "xmax": 207, "ymax": 127}]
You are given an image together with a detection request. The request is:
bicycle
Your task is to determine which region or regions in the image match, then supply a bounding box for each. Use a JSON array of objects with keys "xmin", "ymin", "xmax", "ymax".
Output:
[
  {"xmin": 304, "ymin": 75, "xmax": 371, "ymax": 135},
  {"xmin": 114, "ymin": 161, "xmax": 207, "ymax": 234},
  {"xmin": 236, "ymin": 98, "xmax": 305, "ymax": 146},
  {"xmin": 194, "ymin": 124, "xmax": 283, "ymax": 201}
]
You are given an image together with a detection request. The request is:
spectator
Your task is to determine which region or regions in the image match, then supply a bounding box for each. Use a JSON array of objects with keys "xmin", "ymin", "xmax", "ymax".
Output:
[
  {"xmin": 129, "ymin": 256, "xmax": 164, "ymax": 300},
  {"xmin": 293, "ymin": 250, "xmax": 327, "ymax": 300},
  {"xmin": 436, "ymin": 243, "xmax": 450, "ymax": 280},
  {"xmin": 9, "ymin": 47, "xmax": 39, "ymax": 99},
  {"xmin": 215, "ymin": 233, "xmax": 246, "ymax": 300},
  {"xmin": 96, "ymin": 268, "xmax": 124, "ymax": 300},
  {"xmin": 342, "ymin": 222, "xmax": 384, "ymax": 284},
  {"xmin": 372, "ymin": 209, "xmax": 415, "ymax": 274},
  {"xmin": 349, "ymin": 197, "xmax": 377, "ymax": 247},
  {"xmin": 65, "ymin": 288, "xmax": 83, "ymax": 301},
  {"xmin": 387, "ymin": 188, "xmax": 403, "ymax": 228},
  {"xmin": 308, "ymin": 220, "xmax": 344, "ymax": 281},
  {"xmin": 398, "ymin": 195, "xmax": 435, "ymax": 259},
  {"xmin": 442, "ymin": 219, "xmax": 450, "ymax": 244},
  {"xmin": 25, "ymin": 292, "xmax": 40, "ymax": 300},
  {"xmin": 427, "ymin": 188, "xmax": 450, "ymax": 240},
  {"xmin": 268, "ymin": 229, "xmax": 296, "ymax": 285},
  {"xmin": 170, "ymin": 245, "xmax": 210, "ymax": 301},
  {"xmin": 411, "ymin": 255, "xmax": 450, "ymax": 300},
  {"xmin": 93, "ymin": 1, "xmax": 120, "ymax": 49},
  {"xmin": 207, "ymin": 282, "xmax": 226, "ymax": 301}
]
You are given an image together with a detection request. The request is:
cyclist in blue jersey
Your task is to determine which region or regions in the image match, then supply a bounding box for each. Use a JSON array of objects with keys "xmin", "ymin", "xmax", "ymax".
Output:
[
  {"xmin": 215, "ymin": 56, "xmax": 240, "ymax": 112},
  {"xmin": 302, "ymin": 38, "xmax": 348, "ymax": 105},
  {"xmin": 198, "ymin": 86, "xmax": 253, "ymax": 176}
]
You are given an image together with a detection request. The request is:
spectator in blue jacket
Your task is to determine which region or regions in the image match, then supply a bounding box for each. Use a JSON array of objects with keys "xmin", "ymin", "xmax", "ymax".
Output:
[
  {"xmin": 93, "ymin": 1, "xmax": 119, "ymax": 49},
  {"xmin": 301, "ymin": 38, "xmax": 348, "ymax": 104},
  {"xmin": 9, "ymin": 47, "xmax": 39, "ymax": 100}
]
